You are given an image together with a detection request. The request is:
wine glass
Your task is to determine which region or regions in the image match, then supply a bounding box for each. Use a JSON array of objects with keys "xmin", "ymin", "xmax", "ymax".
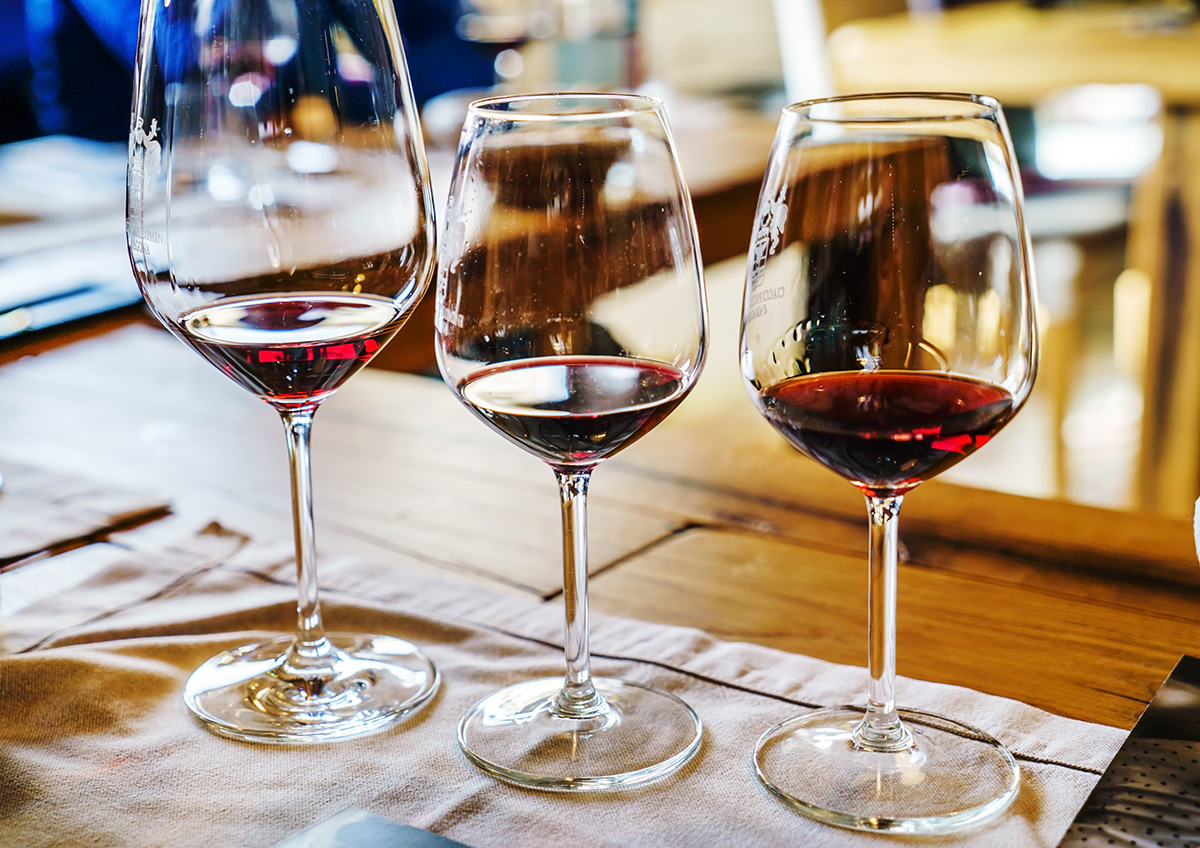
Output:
[
  {"xmin": 741, "ymin": 93, "xmax": 1037, "ymax": 832},
  {"xmin": 126, "ymin": 0, "xmax": 439, "ymax": 742},
  {"xmin": 436, "ymin": 93, "xmax": 706, "ymax": 790}
]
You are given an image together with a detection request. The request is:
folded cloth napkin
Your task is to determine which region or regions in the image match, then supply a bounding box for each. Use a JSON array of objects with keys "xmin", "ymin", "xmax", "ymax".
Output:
[
  {"xmin": 0, "ymin": 459, "xmax": 168, "ymax": 565},
  {"xmin": 0, "ymin": 522, "xmax": 1125, "ymax": 847}
]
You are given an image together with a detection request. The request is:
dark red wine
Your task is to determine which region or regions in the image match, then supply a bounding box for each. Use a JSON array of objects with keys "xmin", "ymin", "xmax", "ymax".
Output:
[
  {"xmin": 760, "ymin": 370, "xmax": 1014, "ymax": 497},
  {"xmin": 458, "ymin": 356, "xmax": 688, "ymax": 468},
  {"xmin": 180, "ymin": 293, "xmax": 403, "ymax": 408}
]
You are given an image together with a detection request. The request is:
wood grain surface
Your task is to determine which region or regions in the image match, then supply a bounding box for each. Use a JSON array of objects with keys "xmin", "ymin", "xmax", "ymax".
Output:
[{"xmin": 0, "ymin": 322, "xmax": 1196, "ymax": 730}]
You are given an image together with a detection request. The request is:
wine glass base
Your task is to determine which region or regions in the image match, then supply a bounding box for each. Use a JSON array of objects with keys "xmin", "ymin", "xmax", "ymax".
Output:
[
  {"xmin": 754, "ymin": 706, "xmax": 1019, "ymax": 834},
  {"xmin": 457, "ymin": 676, "xmax": 702, "ymax": 791},
  {"xmin": 183, "ymin": 633, "xmax": 439, "ymax": 744}
]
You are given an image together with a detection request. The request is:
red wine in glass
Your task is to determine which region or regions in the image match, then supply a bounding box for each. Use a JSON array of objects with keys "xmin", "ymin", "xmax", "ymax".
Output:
[
  {"xmin": 127, "ymin": 0, "xmax": 439, "ymax": 743},
  {"xmin": 437, "ymin": 92, "xmax": 705, "ymax": 791},
  {"xmin": 457, "ymin": 356, "xmax": 687, "ymax": 468},
  {"xmin": 180, "ymin": 293, "xmax": 407, "ymax": 409},
  {"xmin": 741, "ymin": 93, "xmax": 1036, "ymax": 832},
  {"xmin": 759, "ymin": 371, "xmax": 1015, "ymax": 497}
]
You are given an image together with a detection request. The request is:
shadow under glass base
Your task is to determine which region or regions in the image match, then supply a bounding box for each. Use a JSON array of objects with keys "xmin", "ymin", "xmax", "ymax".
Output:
[
  {"xmin": 754, "ymin": 706, "xmax": 1019, "ymax": 834},
  {"xmin": 183, "ymin": 633, "xmax": 439, "ymax": 743},
  {"xmin": 457, "ymin": 676, "xmax": 702, "ymax": 791}
]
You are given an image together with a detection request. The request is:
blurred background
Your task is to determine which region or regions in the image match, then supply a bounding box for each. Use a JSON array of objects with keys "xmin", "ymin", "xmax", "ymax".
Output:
[{"xmin": 2, "ymin": 0, "xmax": 1199, "ymax": 517}]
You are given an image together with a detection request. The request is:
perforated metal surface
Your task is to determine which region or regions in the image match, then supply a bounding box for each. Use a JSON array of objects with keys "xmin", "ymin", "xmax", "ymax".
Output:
[{"xmin": 1060, "ymin": 656, "xmax": 1200, "ymax": 847}]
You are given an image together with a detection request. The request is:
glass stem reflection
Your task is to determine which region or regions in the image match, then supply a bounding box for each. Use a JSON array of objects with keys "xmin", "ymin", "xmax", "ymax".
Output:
[
  {"xmin": 554, "ymin": 469, "xmax": 603, "ymax": 718},
  {"xmin": 854, "ymin": 494, "xmax": 913, "ymax": 752},
  {"xmin": 281, "ymin": 409, "xmax": 336, "ymax": 684}
]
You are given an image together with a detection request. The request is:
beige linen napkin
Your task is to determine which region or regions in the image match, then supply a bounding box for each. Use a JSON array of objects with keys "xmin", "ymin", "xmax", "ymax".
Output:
[
  {"xmin": 0, "ymin": 523, "xmax": 1124, "ymax": 847},
  {"xmin": 0, "ymin": 460, "xmax": 168, "ymax": 564}
]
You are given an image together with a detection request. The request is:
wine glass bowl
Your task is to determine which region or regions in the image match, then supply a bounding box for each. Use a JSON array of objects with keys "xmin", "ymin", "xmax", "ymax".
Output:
[
  {"xmin": 437, "ymin": 93, "xmax": 706, "ymax": 790},
  {"xmin": 127, "ymin": 0, "xmax": 439, "ymax": 742},
  {"xmin": 742, "ymin": 93, "xmax": 1036, "ymax": 832}
]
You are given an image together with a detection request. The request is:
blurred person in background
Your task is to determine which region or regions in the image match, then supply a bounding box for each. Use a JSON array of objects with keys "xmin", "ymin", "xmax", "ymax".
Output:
[{"xmin": 0, "ymin": 0, "xmax": 494, "ymax": 143}]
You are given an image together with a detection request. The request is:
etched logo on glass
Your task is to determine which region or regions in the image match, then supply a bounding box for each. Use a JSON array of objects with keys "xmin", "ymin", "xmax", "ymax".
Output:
[{"xmin": 128, "ymin": 116, "xmax": 166, "ymax": 253}]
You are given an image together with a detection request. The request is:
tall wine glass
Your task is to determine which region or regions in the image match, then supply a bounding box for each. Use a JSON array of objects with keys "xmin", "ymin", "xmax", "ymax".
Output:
[
  {"xmin": 741, "ymin": 93, "xmax": 1037, "ymax": 832},
  {"xmin": 437, "ymin": 93, "xmax": 706, "ymax": 790},
  {"xmin": 126, "ymin": 0, "xmax": 439, "ymax": 742}
]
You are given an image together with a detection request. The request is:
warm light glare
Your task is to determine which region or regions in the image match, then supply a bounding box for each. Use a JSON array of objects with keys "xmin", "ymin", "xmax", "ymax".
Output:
[
  {"xmin": 1113, "ymin": 267, "xmax": 1151, "ymax": 380},
  {"xmin": 923, "ymin": 284, "xmax": 959, "ymax": 357},
  {"xmin": 977, "ymin": 289, "xmax": 1003, "ymax": 362}
]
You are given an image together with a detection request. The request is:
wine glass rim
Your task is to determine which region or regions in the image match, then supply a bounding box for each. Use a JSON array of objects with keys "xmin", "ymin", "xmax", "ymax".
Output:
[
  {"xmin": 783, "ymin": 92, "xmax": 1001, "ymax": 123},
  {"xmin": 467, "ymin": 91, "xmax": 665, "ymax": 121}
]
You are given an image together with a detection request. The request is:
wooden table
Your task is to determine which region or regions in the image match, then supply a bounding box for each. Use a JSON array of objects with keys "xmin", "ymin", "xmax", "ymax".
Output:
[
  {"xmin": 0, "ymin": 295, "xmax": 1196, "ymax": 732},
  {"xmin": 825, "ymin": 0, "xmax": 1200, "ymax": 516}
]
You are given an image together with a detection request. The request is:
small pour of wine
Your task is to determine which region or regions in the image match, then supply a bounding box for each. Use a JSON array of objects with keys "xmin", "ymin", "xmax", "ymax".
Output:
[
  {"xmin": 180, "ymin": 293, "xmax": 405, "ymax": 409},
  {"xmin": 760, "ymin": 370, "xmax": 1015, "ymax": 497},
  {"xmin": 458, "ymin": 355, "xmax": 688, "ymax": 468}
]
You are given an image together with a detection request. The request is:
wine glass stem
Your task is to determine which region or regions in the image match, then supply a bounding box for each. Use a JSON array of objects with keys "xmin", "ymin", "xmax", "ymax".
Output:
[
  {"xmin": 280, "ymin": 409, "xmax": 335, "ymax": 672},
  {"xmin": 553, "ymin": 469, "xmax": 603, "ymax": 717},
  {"xmin": 853, "ymin": 494, "xmax": 913, "ymax": 752}
]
